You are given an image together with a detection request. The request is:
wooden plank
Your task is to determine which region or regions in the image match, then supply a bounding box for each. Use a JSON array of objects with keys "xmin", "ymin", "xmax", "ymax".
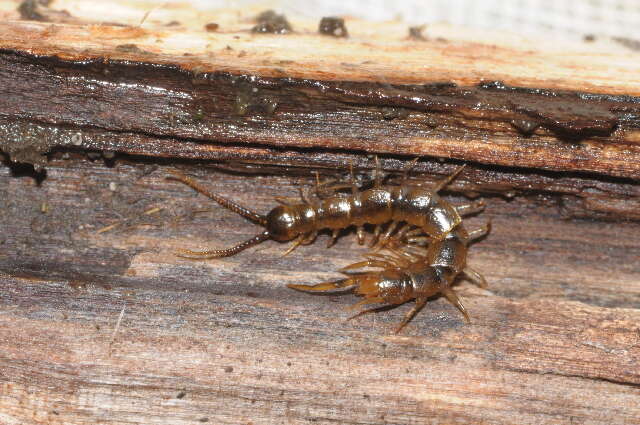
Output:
[
  {"xmin": 0, "ymin": 1, "xmax": 640, "ymax": 183},
  {"xmin": 1, "ymin": 1, "xmax": 639, "ymax": 424},
  {"xmin": 1, "ymin": 159, "xmax": 639, "ymax": 424}
]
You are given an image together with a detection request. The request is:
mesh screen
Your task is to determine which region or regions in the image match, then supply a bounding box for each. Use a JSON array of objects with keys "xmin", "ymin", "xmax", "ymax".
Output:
[{"xmin": 203, "ymin": 0, "xmax": 640, "ymax": 41}]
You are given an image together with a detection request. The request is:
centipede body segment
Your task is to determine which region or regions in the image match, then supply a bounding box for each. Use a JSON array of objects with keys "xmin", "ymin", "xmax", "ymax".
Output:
[{"xmin": 168, "ymin": 159, "xmax": 489, "ymax": 332}]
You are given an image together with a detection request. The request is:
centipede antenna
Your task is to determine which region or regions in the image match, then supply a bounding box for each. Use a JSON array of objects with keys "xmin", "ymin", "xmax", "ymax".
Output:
[
  {"xmin": 167, "ymin": 170, "xmax": 267, "ymax": 226},
  {"xmin": 433, "ymin": 165, "xmax": 466, "ymax": 193},
  {"xmin": 176, "ymin": 230, "xmax": 271, "ymax": 259},
  {"xmin": 288, "ymin": 278, "xmax": 356, "ymax": 292}
]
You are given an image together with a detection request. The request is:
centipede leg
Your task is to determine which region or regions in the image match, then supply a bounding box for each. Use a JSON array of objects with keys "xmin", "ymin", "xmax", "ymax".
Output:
[
  {"xmin": 314, "ymin": 173, "xmax": 346, "ymax": 198},
  {"xmin": 468, "ymin": 220, "xmax": 492, "ymax": 241},
  {"xmin": 375, "ymin": 222, "xmax": 406, "ymax": 250},
  {"xmin": 368, "ymin": 224, "xmax": 383, "ymax": 248},
  {"xmin": 357, "ymin": 226, "xmax": 366, "ymax": 245},
  {"xmin": 441, "ymin": 287, "xmax": 471, "ymax": 323},
  {"xmin": 397, "ymin": 244, "xmax": 429, "ymax": 257},
  {"xmin": 299, "ymin": 186, "xmax": 313, "ymax": 204},
  {"xmin": 282, "ymin": 233, "xmax": 306, "ymax": 256},
  {"xmin": 345, "ymin": 298, "xmax": 388, "ymax": 322},
  {"xmin": 388, "ymin": 246, "xmax": 423, "ymax": 263},
  {"xmin": 433, "ymin": 165, "xmax": 466, "ymax": 192},
  {"xmin": 275, "ymin": 197, "xmax": 296, "ymax": 206},
  {"xmin": 372, "ymin": 221, "xmax": 399, "ymax": 250},
  {"xmin": 302, "ymin": 231, "xmax": 318, "ymax": 245},
  {"xmin": 373, "ymin": 155, "xmax": 382, "ymax": 188},
  {"xmin": 405, "ymin": 228, "xmax": 424, "ymax": 237},
  {"xmin": 349, "ymin": 162, "xmax": 364, "ymax": 246},
  {"xmin": 463, "ymin": 267, "xmax": 488, "ymax": 288},
  {"xmin": 455, "ymin": 200, "xmax": 485, "ymax": 216},
  {"xmin": 367, "ymin": 252, "xmax": 410, "ymax": 268},
  {"xmin": 327, "ymin": 229, "xmax": 340, "ymax": 248},
  {"xmin": 406, "ymin": 236, "xmax": 430, "ymax": 245},
  {"xmin": 401, "ymin": 157, "xmax": 421, "ymax": 184},
  {"xmin": 346, "ymin": 303, "xmax": 392, "ymax": 323},
  {"xmin": 349, "ymin": 161, "xmax": 359, "ymax": 194},
  {"xmin": 340, "ymin": 259, "xmax": 396, "ymax": 272},
  {"xmin": 394, "ymin": 296, "xmax": 428, "ymax": 333}
]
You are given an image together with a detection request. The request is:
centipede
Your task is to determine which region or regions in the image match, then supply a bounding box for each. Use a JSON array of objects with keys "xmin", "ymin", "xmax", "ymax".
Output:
[{"xmin": 168, "ymin": 159, "xmax": 490, "ymax": 333}]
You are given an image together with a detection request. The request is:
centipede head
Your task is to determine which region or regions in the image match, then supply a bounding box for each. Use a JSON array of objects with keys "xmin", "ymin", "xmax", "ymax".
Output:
[{"xmin": 265, "ymin": 205, "xmax": 301, "ymax": 241}]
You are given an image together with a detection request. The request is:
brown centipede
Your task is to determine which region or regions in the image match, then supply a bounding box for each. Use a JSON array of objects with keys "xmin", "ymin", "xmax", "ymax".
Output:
[{"xmin": 167, "ymin": 160, "xmax": 489, "ymax": 332}]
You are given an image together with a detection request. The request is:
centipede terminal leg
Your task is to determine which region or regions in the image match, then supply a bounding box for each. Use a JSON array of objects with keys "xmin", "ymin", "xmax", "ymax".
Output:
[{"xmin": 287, "ymin": 278, "xmax": 355, "ymax": 292}]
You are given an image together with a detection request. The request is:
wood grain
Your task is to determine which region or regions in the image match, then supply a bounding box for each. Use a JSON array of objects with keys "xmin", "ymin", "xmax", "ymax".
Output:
[
  {"xmin": 1, "ymin": 1, "xmax": 640, "ymax": 181},
  {"xmin": 1, "ymin": 159, "xmax": 639, "ymax": 425},
  {"xmin": 1, "ymin": 1, "xmax": 640, "ymax": 424}
]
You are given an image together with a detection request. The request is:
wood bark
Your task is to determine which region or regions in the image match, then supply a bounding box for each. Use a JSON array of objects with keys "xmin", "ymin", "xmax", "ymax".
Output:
[{"xmin": 0, "ymin": 1, "xmax": 639, "ymax": 424}]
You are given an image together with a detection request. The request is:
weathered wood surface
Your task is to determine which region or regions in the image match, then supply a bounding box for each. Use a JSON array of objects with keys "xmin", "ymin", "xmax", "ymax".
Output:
[
  {"xmin": 1, "ymin": 159, "xmax": 639, "ymax": 425},
  {"xmin": 1, "ymin": 1, "xmax": 640, "ymax": 424},
  {"xmin": 0, "ymin": 0, "xmax": 640, "ymax": 220}
]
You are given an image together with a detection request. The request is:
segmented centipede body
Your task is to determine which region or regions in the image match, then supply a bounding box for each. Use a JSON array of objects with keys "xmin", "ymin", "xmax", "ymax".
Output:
[
  {"xmin": 168, "ymin": 160, "xmax": 489, "ymax": 332},
  {"xmin": 168, "ymin": 162, "xmax": 484, "ymax": 256},
  {"xmin": 288, "ymin": 225, "xmax": 489, "ymax": 333}
]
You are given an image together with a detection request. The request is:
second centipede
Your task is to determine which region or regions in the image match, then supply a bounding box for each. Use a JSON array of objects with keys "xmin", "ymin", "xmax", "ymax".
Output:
[{"xmin": 168, "ymin": 158, "xmax": 490, "ymax": 332}]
